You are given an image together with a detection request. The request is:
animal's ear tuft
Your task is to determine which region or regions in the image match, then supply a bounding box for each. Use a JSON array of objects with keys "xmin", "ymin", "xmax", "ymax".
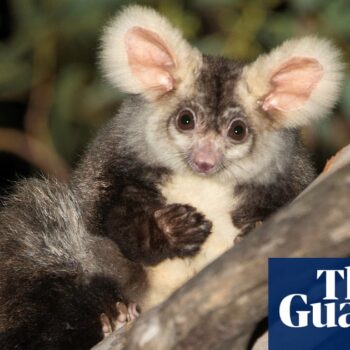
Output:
[
  {"xmin": 237, "ymin": 37, "xmax": 344, "ymax": 128},
  {"xmin": 100, "ymin": 6, "xmax": 202, "ymax": 100}
]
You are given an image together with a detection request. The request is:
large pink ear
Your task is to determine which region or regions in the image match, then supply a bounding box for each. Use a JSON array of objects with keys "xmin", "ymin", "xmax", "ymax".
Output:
[
  {"xmin": 236, "ymin": 37, "xmax": 343, "ymax": 128},
  {"xmin": 125, "ymin": 27, "xmax": 176, "ymax": 94},
  {"xmin": 100, "ymin": 6, "xmax": 202, "ymax": 100},
  {"xmin": 261, "ymin": 57, "xmax": 323, "ymax": 112}
]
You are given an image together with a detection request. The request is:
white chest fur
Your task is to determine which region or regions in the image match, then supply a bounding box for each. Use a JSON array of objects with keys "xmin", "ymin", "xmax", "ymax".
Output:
[{"xmin": 142, "ymin": 173, "xmax": 240, "ymax": 309}]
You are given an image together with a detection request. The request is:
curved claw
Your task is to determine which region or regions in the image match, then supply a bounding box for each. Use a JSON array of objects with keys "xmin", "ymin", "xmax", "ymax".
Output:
[{"xmin": 100, "ymin": 302, "xmax": 141, "ymax": 338}]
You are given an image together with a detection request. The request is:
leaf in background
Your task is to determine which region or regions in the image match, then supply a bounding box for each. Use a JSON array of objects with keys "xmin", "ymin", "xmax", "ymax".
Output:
[
  {"xmin": 78, "ymin": 78, "xmax": 124, "ymax": 127},
  {"xmin": 193, "ymin": 0, "xmax": 241, "ymax": 7},
  {"xmin": 158, "ymin": 1, "xmax": 201, "ymax": 40},
  {"xmin": 321, "ymin": 0, "xmax": 350, "ymax": 37},
  {"xmin": 50, "ymin": 64, "xmax": 89, "ymax": 163},
  {"xmin": 220, "ymin": 3, "xmax": 266, "ymax": 59},
  {"xmin": 259, "ymin": 14, "xmax": 298, "ymax": 47},
  {"xmin": 289, "ymin": 0, "xmax": 327, "ymax": 13},
  {"xmin": 0, "ymin": 61, "xmax": 32, "ymax": 98},
  {"xmin": 0, "ymin": 38, "xmax": 33, "ymax": 98},
  {"xmin": 341, "ymin": 77, "xmax": 350, "ymax": 121},
  {"xmin": 195, "ymin": 33, "xmax": 226, "ymax": 55}
]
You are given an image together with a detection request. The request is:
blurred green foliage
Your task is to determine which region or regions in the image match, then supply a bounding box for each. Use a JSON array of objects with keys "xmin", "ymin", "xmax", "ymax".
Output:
[{"xmin": 0, "ymin": 0, "xmax": 349, "ymax": 173}]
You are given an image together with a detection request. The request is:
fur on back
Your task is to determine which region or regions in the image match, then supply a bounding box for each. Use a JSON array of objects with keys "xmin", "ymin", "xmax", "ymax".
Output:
[{"xmin": 0, "ymin": 178, "xmax": 94, "ymax": 272}]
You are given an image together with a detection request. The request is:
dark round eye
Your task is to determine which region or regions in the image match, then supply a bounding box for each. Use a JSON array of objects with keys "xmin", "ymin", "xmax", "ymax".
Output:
[
  {"xmin": 176, "ymin": 110, "xmax": 196, "ymax": 131},
  {"xmin": 228, "ymin": 119, "xmax": 248, "ymax": 142}
]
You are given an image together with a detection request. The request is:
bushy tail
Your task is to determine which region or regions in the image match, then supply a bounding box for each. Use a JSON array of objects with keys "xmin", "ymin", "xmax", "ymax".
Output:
[{"xmin": 0, "ymin": 178, "xmax": 125, "ymax": 350}]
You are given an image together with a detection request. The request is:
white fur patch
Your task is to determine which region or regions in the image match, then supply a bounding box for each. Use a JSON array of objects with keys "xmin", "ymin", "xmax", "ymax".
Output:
[
  {"xmin": 142, "ymin": 173, "xmax": 239, "ymax": 309},
  {"xmin": 236, "ymin": 36, "xmax": 344, "ymax": 128}
]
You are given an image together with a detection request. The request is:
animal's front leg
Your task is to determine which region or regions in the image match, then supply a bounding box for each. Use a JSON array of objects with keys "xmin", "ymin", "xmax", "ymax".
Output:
[
  {"xmin": 105, "ymin": 186, "xmax": 212, "ymax": 265},
  {"xmin": 153, "ymin": 203, "xmax": 213, "ymax": 258}
]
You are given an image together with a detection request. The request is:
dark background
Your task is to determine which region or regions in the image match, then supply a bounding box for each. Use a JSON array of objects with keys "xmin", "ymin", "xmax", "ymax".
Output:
[{"xmin": 0, "ymin": 0, "xmax": 349, "ymax": 197}]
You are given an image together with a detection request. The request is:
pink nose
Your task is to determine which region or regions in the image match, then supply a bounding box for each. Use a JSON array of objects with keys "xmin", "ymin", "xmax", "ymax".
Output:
[{"xmin": 194, "ymin": 160, "xmax": 215, "ymax": 173}]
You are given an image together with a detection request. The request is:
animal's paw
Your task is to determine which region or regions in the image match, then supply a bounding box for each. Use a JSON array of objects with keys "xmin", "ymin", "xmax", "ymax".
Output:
[
  {"xmin": 100, "ymin": 302, "xmax": 140, "ymax": 338},
  {"xmin": 154, "ymin": 204, "xmax": 212, "ymax": 257}
]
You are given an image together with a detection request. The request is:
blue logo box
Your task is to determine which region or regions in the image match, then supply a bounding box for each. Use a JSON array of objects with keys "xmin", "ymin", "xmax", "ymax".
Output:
[{"xmin": 269, "ymin": 258, "xmax": 350, "ymax": 350}]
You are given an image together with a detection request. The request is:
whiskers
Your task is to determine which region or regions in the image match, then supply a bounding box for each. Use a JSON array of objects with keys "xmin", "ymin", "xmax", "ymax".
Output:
[
  {"xmin": 218, "ymin": 160, "xmax": 251, "ymax": 183},
  {"xmin": 157, "ymin": 147, "xmax": 253, "ymax": 184}
]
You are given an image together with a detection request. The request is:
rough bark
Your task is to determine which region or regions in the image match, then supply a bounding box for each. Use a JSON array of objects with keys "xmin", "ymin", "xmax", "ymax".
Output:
[{"xmin": 93, "ymin": 145, "xmax": 350, "ymax": 350}]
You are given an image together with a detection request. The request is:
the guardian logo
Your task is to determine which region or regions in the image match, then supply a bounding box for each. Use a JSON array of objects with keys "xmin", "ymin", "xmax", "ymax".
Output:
[
  {"xmin": 279, "ymin": 267, "xmax": 350, "ymax": 328},
  {"xmin": 269, "ymin": 258, "xmax": 350, "ymax": 350}
]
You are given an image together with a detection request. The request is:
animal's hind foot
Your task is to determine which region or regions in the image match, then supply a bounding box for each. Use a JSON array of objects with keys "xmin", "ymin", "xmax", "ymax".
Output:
[{"xmin": 100, "ymin": 302, "xmax": 141, "ymax": 338}]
